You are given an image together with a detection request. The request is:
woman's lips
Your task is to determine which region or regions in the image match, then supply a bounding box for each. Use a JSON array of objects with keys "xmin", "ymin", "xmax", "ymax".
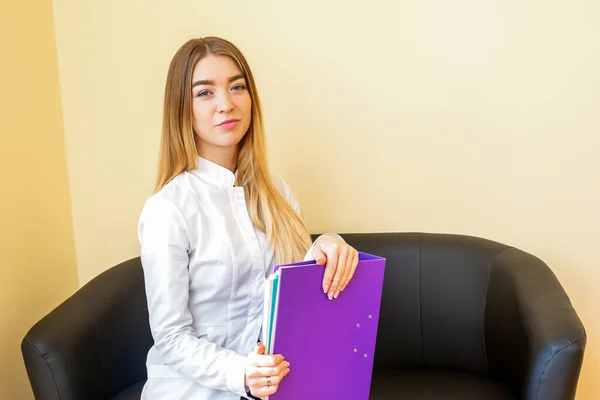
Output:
[{"xmin": 217, "ymin": 119, "xmax": 239, "ymax": 130}]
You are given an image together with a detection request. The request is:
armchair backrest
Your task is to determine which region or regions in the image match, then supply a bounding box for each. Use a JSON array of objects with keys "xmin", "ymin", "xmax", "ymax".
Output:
[{"xmin": 341, "ymin": 232, "xmax": 507, "ymax": 375}]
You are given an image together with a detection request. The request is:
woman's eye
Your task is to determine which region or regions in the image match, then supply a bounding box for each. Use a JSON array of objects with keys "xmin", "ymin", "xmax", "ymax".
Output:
[
  {"xmin": 232, "ymin": 84, "xmax": 246, "ymax": 91},
  {"xmin": 197, "ymin": 90, "xmax": 211, "ymax": 97}
]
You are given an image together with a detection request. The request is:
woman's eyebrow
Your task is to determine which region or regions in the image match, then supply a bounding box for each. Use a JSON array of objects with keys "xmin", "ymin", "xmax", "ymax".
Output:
[{"xmin": 192, "ymin": 73, "xmax": 245, "ymax": 88}]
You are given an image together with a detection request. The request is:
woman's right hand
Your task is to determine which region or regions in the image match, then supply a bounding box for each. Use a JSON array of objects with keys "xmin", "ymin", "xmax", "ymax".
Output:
[{"xmin": 245, "ymin": 343, "xmax": 290, "ymax": 398}]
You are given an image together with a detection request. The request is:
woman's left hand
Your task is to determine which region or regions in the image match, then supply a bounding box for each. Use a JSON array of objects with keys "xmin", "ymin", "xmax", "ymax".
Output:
[{"xmin": 311, "ymin": 234, "xmax": 359, "ymax": 300}]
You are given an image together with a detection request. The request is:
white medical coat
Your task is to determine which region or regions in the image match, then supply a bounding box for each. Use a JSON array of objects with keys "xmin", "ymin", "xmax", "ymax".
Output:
[{"xmin": 137, "ymin": 156, "xmax": 316, "ymax": 400}]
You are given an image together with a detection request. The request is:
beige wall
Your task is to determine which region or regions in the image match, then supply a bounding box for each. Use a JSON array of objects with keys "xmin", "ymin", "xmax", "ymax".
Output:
[
  {"xmin": 0, "ymin": 0, "xmax": 79, "ymax": 399},
  {"xmin": 53, "ymin": 0, "xmax": 599, "ymax": 398}
]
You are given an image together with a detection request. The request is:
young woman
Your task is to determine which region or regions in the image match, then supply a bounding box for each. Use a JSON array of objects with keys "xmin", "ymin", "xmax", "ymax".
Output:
[{"xmin": 138, "ymin": 36, "xmax": 359, "ymax": 400}]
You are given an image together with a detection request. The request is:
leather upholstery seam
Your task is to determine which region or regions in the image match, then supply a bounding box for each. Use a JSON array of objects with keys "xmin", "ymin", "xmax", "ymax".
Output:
[
  {"xmin": 24, "ymin": 340, "xmax": 62, "ymax": 400},
  {"xmin": 418, "ymin": 233, "xmax": 425, "ymax": 366},
  {"xmin": 92, "ymin": 313, "xmax": 108, "ymax": 396},
  {"xmin": 535, "ymin": 340, "xmax": 580, "ymax": 399},
  {"xmin": 484, "ymin": 245, "xmax": 512, "ymax": 373}
]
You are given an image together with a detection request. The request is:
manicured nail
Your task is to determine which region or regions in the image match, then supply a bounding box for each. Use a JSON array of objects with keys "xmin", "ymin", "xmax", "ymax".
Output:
[
  {"xmin": 334, "ymin": 290, "xmax": 340, "ymax": 299},
  {"xmin": 324, "ymin": 284, "xmax": 329, "ymax": 293},
  {"xmin": 328, "ymin": 291, "xmax": 333, "ymax": 300}
]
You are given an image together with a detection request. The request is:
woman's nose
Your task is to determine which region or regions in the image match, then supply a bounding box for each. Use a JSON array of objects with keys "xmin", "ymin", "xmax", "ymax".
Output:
[{"xmin": 216, "ymin": 92, "xmax": 234, "ymax": 113}]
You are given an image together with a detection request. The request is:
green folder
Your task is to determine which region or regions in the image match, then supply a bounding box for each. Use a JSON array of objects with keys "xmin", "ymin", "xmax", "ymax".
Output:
[
  {"xmin": 262, "ymin": 271, "xmax": 281, "ymax": 354},
  {"xmin": 267, "ymin": 273, "xmax": 279, "ymax": 353}
]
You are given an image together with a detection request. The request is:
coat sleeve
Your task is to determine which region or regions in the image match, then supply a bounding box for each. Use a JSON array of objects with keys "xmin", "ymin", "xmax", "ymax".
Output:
[{"xmin": 138, "ymin": 195, "xmax": 248, "ymax": 397}]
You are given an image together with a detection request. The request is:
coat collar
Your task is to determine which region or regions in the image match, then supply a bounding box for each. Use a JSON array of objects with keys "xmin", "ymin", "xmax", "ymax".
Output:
[{"xmin": 191, "ymin": 156, "xmax": 238, "ymax": 188}]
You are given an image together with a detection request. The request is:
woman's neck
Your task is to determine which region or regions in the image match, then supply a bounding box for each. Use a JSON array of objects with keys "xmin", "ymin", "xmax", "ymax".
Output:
[{"xmin": 197, "ymin": 145, "xmax": 238, "ymax": 173}]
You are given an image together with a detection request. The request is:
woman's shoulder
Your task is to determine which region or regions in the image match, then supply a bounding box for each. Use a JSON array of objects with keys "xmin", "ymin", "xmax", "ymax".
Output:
[
  {"xmin": 270, "ymin": 173, "xmax": 293, "ymax": 198},
  {"xmin": 270, "ymin": 173, "xmax": 301, "ymax": 214},
  {"xmin": 139, "ymin": 173, "xmax": 197, "ymax": 221},
  {"xmin": 271, "ymin": 173, "xmax": 286, "ymax": 193}
]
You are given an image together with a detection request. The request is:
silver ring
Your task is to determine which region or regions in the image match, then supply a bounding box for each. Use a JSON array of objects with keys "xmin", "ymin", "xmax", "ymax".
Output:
[{"xmin": 266, "ymin": 376, "xmax": 272, "ymax": 387}]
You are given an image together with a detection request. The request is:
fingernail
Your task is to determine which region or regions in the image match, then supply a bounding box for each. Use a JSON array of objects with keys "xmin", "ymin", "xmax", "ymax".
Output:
[
  {"xmin": 286, "ymin": 368, "xmax": 290, "ymax": 374},
  {"xmin": 285, "ymin": 361, "xmax": 290, "ymax": 368},
  {"xmin": 324, "ymin": 284, "xmax": 329, "ymax": 293},
  {"xmin": 328, "ymin": 291, "xmax": 333, "ymax": 300},
  {"xmin": 334, "ymin": 290, "xmax": 340, "ymax": 299}
]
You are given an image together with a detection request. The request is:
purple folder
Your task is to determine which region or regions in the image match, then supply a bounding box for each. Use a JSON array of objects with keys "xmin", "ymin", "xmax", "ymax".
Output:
[{"xmin": 266, "ymin": 252, "xmax": 386, "ymax": 399}]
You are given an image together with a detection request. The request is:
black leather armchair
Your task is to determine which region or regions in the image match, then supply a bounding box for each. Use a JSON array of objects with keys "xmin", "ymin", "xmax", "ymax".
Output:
[{"xmin": 22, "ymin": 233, "xmax": 586, "ymax": 399}]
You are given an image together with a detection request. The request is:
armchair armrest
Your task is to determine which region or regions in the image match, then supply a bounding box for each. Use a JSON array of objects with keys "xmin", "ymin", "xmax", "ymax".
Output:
[
  {"xmin": 21, "ymin": 258, "xmax": 153, "ymax": 400},
  {"xmin": 485, "ymin": 247, "xmax": 586, "ymax": 400}
]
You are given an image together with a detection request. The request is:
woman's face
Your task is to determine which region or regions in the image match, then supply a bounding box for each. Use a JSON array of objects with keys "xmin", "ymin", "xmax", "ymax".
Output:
[{"xmin": 190, "ymin": 55, "xmax": 252, "ymax": 157}]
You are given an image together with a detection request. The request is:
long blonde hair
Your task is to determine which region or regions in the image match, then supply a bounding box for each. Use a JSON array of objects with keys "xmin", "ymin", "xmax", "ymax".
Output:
[{"xmin": 155, "ymin": 36, "xmax": 312, "ymax": 265}]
